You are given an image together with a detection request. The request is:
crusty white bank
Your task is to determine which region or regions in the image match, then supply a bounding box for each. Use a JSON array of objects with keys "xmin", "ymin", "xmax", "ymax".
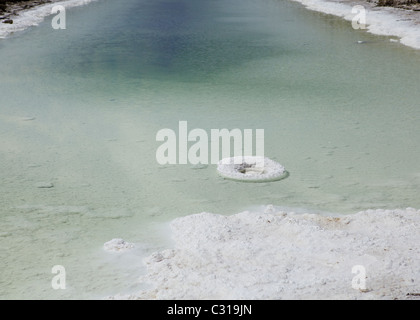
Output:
[{"xmin": 112, "ymin": 207, "xmax": 420, "ymax": 300}]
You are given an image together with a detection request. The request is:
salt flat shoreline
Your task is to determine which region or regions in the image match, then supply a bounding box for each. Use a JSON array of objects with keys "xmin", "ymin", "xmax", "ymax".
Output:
[
  {"xmin": 1, "ymin": 0, "xmax": 420, "ymax": 49},
  {"xmin": 292, "ymin": 0, "xmax": 420, "ymax": 49},
  {"xmin": 0, "ymin": 0, "xmax": 60, "ymax": 18},
  {"xmin": 109, "ymin": 207, "xmax": 420, "ymax": 300},
  {"xmin": 1, "ymin": 0, "xmax": 419, "ymax": 49},
  {"xmin": 1, "ymin": 0, "xmax": 419, "ymax": 301},
  {"xmin": 0, "ymin": 0, "xmax": 97, "ymax": 38}
]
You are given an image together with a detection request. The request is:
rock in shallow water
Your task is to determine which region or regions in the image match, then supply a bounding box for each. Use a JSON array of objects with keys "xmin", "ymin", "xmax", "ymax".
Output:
[
  {"xmin": 103, "ymin": 239, "xmax": 134, "ymax": 252},
  {"xmin": 35, "ymin": 182, "xmax": 54, "ymax": 188}
]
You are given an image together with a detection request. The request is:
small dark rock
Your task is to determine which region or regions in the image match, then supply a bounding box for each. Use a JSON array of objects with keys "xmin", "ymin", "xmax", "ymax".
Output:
[
  {"xmin": 2, "ymin": 19, "xmax": 13, "ymax": 24},
  {"xmin": 234, "ymin": 162, "xmax": 254, "ymax": 174},
  {"xmin": 35, "ymin": 182, "xmax": 54, "ymax": 189}
]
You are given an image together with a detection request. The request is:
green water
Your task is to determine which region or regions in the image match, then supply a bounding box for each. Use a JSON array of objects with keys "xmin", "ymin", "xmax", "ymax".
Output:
[{"xmin": 0, "ymin": 0, "xmax": 419, "ymax": 299}]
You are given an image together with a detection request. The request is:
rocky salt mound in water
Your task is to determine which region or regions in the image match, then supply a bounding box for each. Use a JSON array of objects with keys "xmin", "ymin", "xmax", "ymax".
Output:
[
  {"xmin": 113, "ymin": 207, "xmax": 420, "ymax": 300},
  {"xmin": 217, "ymin": 156, "xmax": 287, "ymax": 182},
  {"xmin": 103, "ymin": 238, "xmax": 134, "ymax": 253}
]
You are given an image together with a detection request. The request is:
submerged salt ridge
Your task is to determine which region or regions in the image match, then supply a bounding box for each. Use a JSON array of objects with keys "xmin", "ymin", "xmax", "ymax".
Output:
[
  {"xmin": 109, "ymin": 206, "xmax": 420, "ymax": 300},
  {"xmin": 0, "ymin": 0, "xmax": 98, "ymax": 38},
  {"xmin": 292, "ymin": 0, "xmax": 420, "ymax": 50}
]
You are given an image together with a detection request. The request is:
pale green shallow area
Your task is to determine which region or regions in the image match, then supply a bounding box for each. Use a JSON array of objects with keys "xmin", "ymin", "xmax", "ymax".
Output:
[{"xmin": 0, "ymin": 0, "xmax": 419, "ymax": 299}]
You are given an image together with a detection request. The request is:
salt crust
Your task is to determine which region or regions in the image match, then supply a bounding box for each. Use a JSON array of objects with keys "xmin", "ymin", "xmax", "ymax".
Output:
[
  {"xmin": 109, "ymin": 207, "xmax": 420, "ymax": 300},
  {"xmin": 292, "ymin": 0, "xmax": 420, "ymax": 50}
]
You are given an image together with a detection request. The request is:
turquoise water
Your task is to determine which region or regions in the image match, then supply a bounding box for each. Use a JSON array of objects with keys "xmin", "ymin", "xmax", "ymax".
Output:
[{"xmin": 0, "ymin": 0, "xmax": 419, "ymax": 299}]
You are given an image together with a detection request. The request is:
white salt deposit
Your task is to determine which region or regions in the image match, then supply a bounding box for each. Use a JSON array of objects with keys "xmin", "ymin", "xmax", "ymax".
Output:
[
  {"xmin": 217, "ymin": 156, "xmax": 287, "ymax": 182},
  {"xmin": 0, "ymin": 0, "xmax": 98, "ymax": 39},
  {"xmin": 103, "ymin": 238, "xmax": 134, "ymax": 253},
  {"xmin": 114, "ymin": 207, "xmax": 420, "ymax": 299},
  {"xmin": 292, "ymin": 0, "xmax": 420, "ymax": 50}
]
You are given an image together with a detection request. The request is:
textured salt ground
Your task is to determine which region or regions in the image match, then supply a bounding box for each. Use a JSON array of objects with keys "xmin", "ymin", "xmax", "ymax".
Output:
[
  {"xmin": 109, "ymin": 207, "xmax": 420, "ymax": 300},
  {"xmin": 292, "ymin": 0, "xmax": 420, "ymax": 49}
]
